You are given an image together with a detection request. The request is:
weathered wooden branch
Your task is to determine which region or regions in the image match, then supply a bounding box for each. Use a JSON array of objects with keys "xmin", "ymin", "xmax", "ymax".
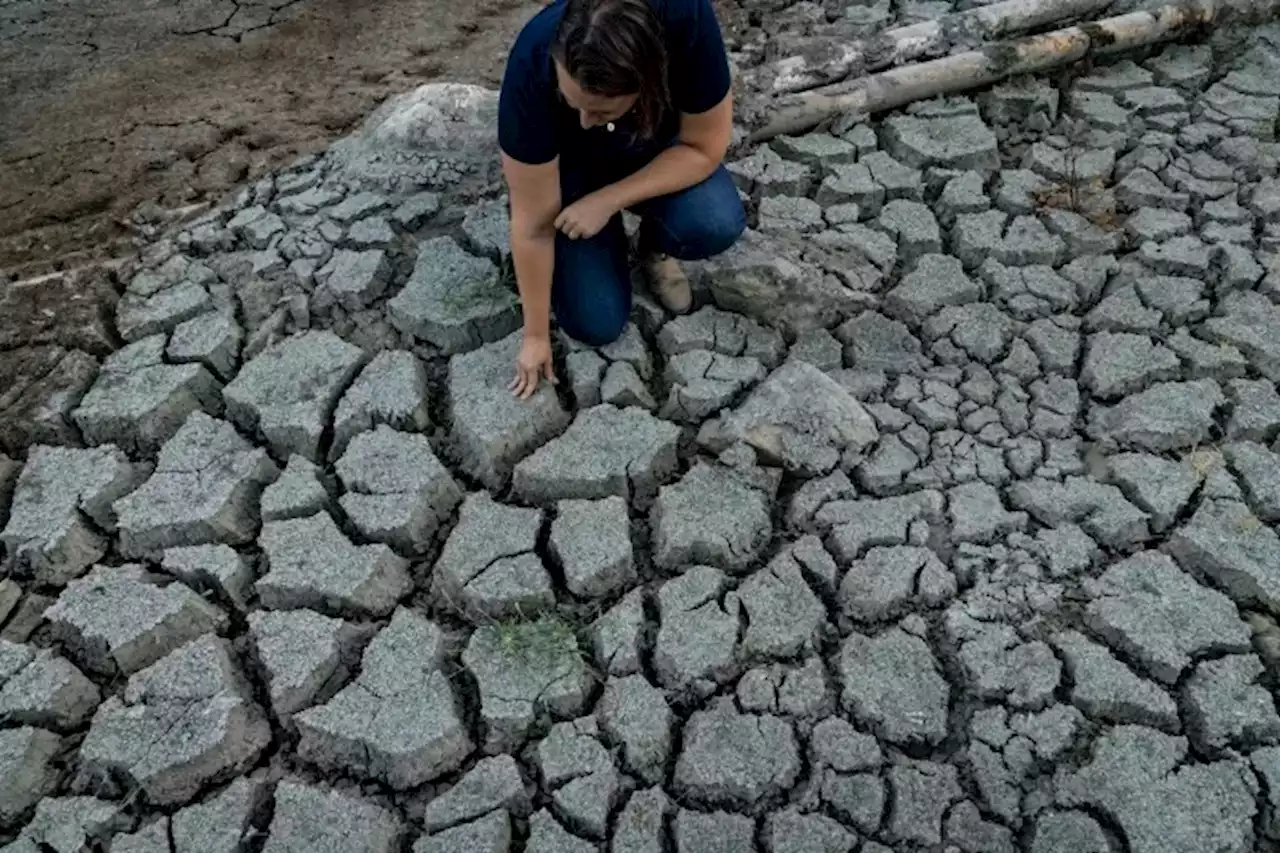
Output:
[
  {"xmin": 748, "ymin": 0, "xmax": 1217, "ymax": 142},
  {"xmin": 760, "ymin": 0, "xmax": 1120, "ymax": 94}
]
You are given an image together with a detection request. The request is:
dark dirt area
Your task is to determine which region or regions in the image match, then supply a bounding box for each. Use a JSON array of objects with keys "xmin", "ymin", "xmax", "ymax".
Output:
[{"xmin": 0, "ymin": 0, "xmax": 543, "ymax": 278}]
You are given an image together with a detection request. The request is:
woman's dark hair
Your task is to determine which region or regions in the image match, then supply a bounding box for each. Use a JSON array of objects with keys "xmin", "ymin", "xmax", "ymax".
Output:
[{"xmin": 552, "ymin": 0, "xmax": 669, "ymax": 139}]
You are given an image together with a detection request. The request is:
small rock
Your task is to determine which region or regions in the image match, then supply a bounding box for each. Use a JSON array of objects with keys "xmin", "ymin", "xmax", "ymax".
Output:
[
  {"xmin": 448, "ymin": 332, "xmax": 571, "ymax": 489},
  {"xmin": 550, "ymin": 497, "xmax": 635, "ymax": 599},
  {"xmin": 259, "ymin": 455, "xmax": 329, "ymax": 522},
  {"xmin": 262, "ymin": 779, "xmax": 404, "ymax": 853},
  {"xmin": 674, "ymin": 698, "xmax": 800, "ymax": 808},
  {"xmin": 223, "ymin": 330, "xmax": 366, "ymax": 461},
  {"xmin": 652, "ymin": 461, "xmax": 773, "ymax": 573},
  {"xmin": 257, "ymin": 511, "xmax": 411, "ymax": 618},
  {"xmin": 296, "ymin": 609, "xmax": 472, "ymax": 788},
  {"xmin": 389, "ymin": 237, "xmax": 518, "ymax": 353},
  {"xmin": 247, "ymin": 609, "xmax": 363, "ymax": 717},
  {"xmin": 433, "ymin": 492, "xmax": 551, "ymax": 619},
  {"xmin": 331, "ymin": 349, "xmax": 431, "ymax": 458}
]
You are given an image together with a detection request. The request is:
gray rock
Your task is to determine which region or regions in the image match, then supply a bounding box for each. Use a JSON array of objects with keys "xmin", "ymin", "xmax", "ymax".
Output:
[
  {"xmin": 924, "ymin": 303, "xmax": 1018, "ymax": 364},
  {"xmin": 433, "ymin": 492, "xmax": 551, "ymax": 619},
  {"xmin": 447, "ymin": 332, "xmax": 570, "ymax": 489},
  {"xmin": 660, "ymin": 350, "xmax": 765, "ymax": 423},
  {"xmin": 117, "ymin": 267, "xmax": 214, "ymax": 344},
  {"xmin": 462, "ymin": 617, "xmax": 591, "ymax": 752},
  {"xmin": 110, "ymin": 819, "xmax": 170, "ymax": 853},
  {"xmin": 247, "ymin": 608, "xmax": 363, "ymax": 717},
  {"xmin": 886, "ymin": 252, "xmax": 980, "ymax": 325},
  {"xmin": 837, "ymin": 627, "xmax": 949, "ymax": 745},
  {"xmin": 296, "ymin": 609, "xmax": 471, "ymax": 788},
  {"xmin": 883, "ymin": 112, "xmax": 999, "ymax": 171},
  {"xmin": 80, "ymin": 635, "xmax": 270, "ymax": 805},
  {"xmin": 1167, "ymin": 497, "xmax": 1280, "ymax": 611},
  {"xmin": 167, "ymin": 311, "xmax": 243, "ymax": 381},
  {"xmin": 699, "ymin": 230, "xmax": 873, "ymax": 335},
  {"xmin": 946, "ymin": 800, "xmax": 1015, "ymax": 853},
  {"xmin": 1224, "ymin": 440, "xmax": 1280, "ymax": 520},
  {"xmin": 862, "ymin": 151, "xmax": 923, "ymax": 201},
  {"xmin": 886, "ymin": 760, "xmax": 963, "ymax": 847},
  {"xmin": 1030, "ymin": 811, "xmax": 1111, "ymax": 853},
  {"xmin": 257, "ymin": 511, "xmax": 411, "ymax": 618},
  {"xmin": 737, "ymin": 549, "xmax": 828, "ymax": 660},
  {"xmin": 336, "ymin": 426, "xmax": 462, "ymax": 552},
  {"xmin": 772, "ymin": 133, "xmax": 856, "ymax": 165},
  {"xmin": 601, "ymin": 361, "xmax": 657, "ymax": 410},
  {"xmin": 1202, "ymin": 291, "xmax": 1280, "ymax": 382},
  {"xmin": 1227, "ymin": 377, "xmax": 1280, "ymax": 442},
  {"xmin": 1008, "ymin": 476, "xmax": 1149, "ymax": 549},
  {"xmin": 699, "ymin": 359, "xmax": 878, "ymax": 475},
  {"xmin": 9, "ymin": 796, "xmax": 128, "ymax": 853},
  {"xmin": 758, "ymin": 195, "xmax": 825, "ymax": 234},
  {"xmin": 597, "ymin": 676, "xmax": 672, "ymax": 785},
  {"xmin": 565, "ymin": 350, "xmax": 605, "ymax": 408},
  {"xmin": 331, "ymin": 350, "xmax": 431, "ymax": 457},
  {"xmin": 422, "ymin": 754, "xmax": 529, "ymax": 832},
  {"xmin": 728, "ymin": 145, "xmax": 814, "ymax": 197},
  {"xmin": 113, "ymin": 411, "xmax": 278, "ymax": 557},
  {"xmin": 44, "ymin": 564, "xmax": 226, "ymax": 676},
  {"xmin": 1052, "ymin": 630, "xmax": 1179, "ymax": 731},
  {"xmin": 1106, "ymin": 452, "xmax": 1200, "ymax": 532},
  {"xmin": 1084, "ymin": 551, "xmax": 1251, "ymax": 684},
  {"xmin": 151, "ymin": 526, "xmax": 245, "ymax": 606},
  {"xmin": 262, "ymin": 779, "xmax": 404, "ymax": 853},
  {"xmin": 223, "ymin": 330, "xmax": 366, "ymax": 462},
  {"xmin": 1254, "ymin": 746, "xmax": 1280, "ymax": 840},
  {"xmin": 610, "ymin": 788, "xmax": 669, "ymax": 853},
  {"xmin": 591, "ymin": 588, "xmax": 645, "ymax": 677},
  {"xmin": 1055, "ymin": 726, "xmax": 1257, "ymax": 853},
  {"xmin": 765, "ymin": 806, "xmax": 857, "ymax": 853},
  {"xmin": 656, "ymin": 305, "xmax": 786, "ymax": 368},
  {"xmin": 0, "ymin": 727, "xmax": 61, "ymax": 825},
  {"xmin": 674, "ymin": 808, "xmax": 755, "ymax": 853},
  {"xmin": 389, "ymin": 237, "xmax": 518, "ymax": 353},
  {"xmin": 392, "ymin": 191, "xmax": 440, "ymax": 228},
  {"xmin": 816, "ymin": 162, "xmax": 884, "ymax": 211},
  {"xmin": 1, "ymin": 445, "xmax": 144, "ymax": 586},
  {"xmin": 317, "ymin": 249, "xmax": 391, "ymax": 310},
  {"xmin": 840, "ymin": 545, "xmax": 954, "ymax": 623},
  {"xmin": 835, "ymin": 310, "xmax": 926, "ymax": 373},
  {"xmin": 876, "ymin": 199, "xmax": 942, "ymax": 260},
  {"xmin": 674, "ymin": 698, "xmax": 800, "ymax": 807},
  {"xmin": 654, "ymin": 567, "xmax": 739, "ymax": 692},
  {"xmin": 171, "ymin": 777, "xmax": 267, "ymax": 853},
  {"xmin": 788, "ymin": 328, "xmax": 842, "ymax": 371},
  {"xmin": 1183, "ymin": 653, "xmax": 1280, "ymax": 752},
  {"xmin": 328, "ymin": 191, "xmax": 389, "ymax": 223},
  {"xmin": 259, "ymin": 455, "xmax": 330, "ymax": 522},
  {"xmin": 948, "ymin": 613, "xmax": 1060, "ymax": 709},
  {"xmin": 819, "ymin": 489, "xmax": 944, "ymax": 562},
  {"xmin": 948, "ymin": 481, "xmax": 1027, "ymax": 544},
  {"xmin": 0, "ymin": 645, "xmax": 99, "ymax": 730},
  {"xmin": 652, "ymin": 461, "xmax": 773, "ymax": 573},
  {"xmin": 524, "ymin": 809, "xmax": 593, "ymax": 853},
  {"xmin": 550, "ymin": 497, "xmax": 634, "ymax": 599},
  {"xmin": 1081, "ymin": 332, "xmax": 1181, "ymax": 399},
  {"xmin": 73, "ymin": 335, "xmax": 222, "ymax": 457},
  {"xmin": 534, "ymin": 718, "xmax": 619, "ymax": 838},
  {"xmin": 415, "ymin": 811, "xmax": 510, "ymax": 853}
]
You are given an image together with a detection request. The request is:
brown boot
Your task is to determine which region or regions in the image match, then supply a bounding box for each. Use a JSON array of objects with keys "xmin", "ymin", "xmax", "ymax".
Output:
[{"xmin": 641, "ymin": 250, "xmax": 693, "ymax": 314}]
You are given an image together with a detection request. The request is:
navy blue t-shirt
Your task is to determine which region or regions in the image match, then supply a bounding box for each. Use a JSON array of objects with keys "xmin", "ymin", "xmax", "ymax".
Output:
[{"xmin": 497, "ymin": 0, "xmax": 732, "ymax": 169}]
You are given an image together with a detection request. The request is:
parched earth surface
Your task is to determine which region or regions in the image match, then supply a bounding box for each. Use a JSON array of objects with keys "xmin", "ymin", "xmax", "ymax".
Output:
[
  {"xmin": 7, "ymin": 7, "xmax": 1280, "ymax": 853},
  {"xmin": 0, "ymin": 0, "xmax": 539, "ymax": 276}
]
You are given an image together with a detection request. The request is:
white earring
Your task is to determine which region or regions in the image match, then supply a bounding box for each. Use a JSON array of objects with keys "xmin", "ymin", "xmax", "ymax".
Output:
[{"xmin": 606, "ymin": 122, "xmax": 615, "ymax": 132}]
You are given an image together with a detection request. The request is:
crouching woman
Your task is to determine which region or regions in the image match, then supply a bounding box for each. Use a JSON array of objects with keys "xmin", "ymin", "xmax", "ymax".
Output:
[{"xmin": 499, "ymin": 0, "xmax": 746, "ymax": 397}]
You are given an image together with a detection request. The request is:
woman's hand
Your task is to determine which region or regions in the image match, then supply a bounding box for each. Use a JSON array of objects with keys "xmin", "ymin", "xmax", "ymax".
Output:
[
  {"xmin": 554, "ymin": 190, "xmax": 618, "ymax": 240},
  {"xmin": 510, "ymin": 332, "xmax": 557, "ymax": 399}
]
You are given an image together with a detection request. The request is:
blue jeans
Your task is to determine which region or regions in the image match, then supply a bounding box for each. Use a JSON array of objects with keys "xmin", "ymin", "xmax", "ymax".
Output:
[{"xmin": 553, "ymin": 155, "xmax": 747, "ymax": 346}]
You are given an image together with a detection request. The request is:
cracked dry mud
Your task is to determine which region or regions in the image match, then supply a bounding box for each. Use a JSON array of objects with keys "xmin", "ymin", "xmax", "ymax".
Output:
[{"xmin": 6, "ymin": 12, "xmax": 1280, "ymax": 853}]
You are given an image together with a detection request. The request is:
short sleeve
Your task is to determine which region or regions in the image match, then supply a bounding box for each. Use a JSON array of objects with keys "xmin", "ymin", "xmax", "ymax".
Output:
[
  {"xmin": 498, "ymin": 18, "xmax": 560, "ymax": 165},
  {"xmin": 666, "ymin": 0, "xmax": 732, "ymax": 115}
]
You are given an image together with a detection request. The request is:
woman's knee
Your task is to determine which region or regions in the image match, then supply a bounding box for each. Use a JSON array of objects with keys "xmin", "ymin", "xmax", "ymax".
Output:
[
  {"xmin": 552, "ymin": 227, "xmax": 632, "ymax": 347},
  {"xmin": 647, "ymin": 168, "xmax": 747, "ymax": 260},
  {"xmin": 557, "ymin": 297, "xmax": 630, "ymax": 346}
]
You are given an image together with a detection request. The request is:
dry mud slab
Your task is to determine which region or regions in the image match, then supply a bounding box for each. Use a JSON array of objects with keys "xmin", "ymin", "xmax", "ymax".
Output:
[{"xmin": 4, "ymin": 7, "xmax": 1280, "ymax": 853}]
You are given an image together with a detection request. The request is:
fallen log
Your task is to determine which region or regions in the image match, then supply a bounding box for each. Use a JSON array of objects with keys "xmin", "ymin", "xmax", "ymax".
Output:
[
  {"xmin": 748, "ymin": 0, "xmax": 1217, "ymax": 142},
  {"xmin": 762, "ymin": 0, "xmax": 1119, "ymax": 94}
]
